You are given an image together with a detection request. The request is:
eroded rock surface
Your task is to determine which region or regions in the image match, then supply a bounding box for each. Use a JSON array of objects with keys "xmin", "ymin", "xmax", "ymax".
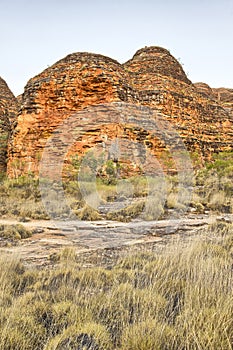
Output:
[
  {"xmin": 213, "ymin": 87, "xmax": 233, "ymax": 118},
  {"xmin": 7, "ymin": 47, "xmax": 233, "ymax": 177},
  {"xmin": 0, "ymin": 214, "xmax": 223, "ymax": 267},
  {"xmin": 0, "ymin": 77, "xmax": 18, "ymax": 173}
]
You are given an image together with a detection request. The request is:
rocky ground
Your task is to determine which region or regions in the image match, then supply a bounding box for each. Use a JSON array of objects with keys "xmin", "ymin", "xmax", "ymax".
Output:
[{"xmin": 1, "ymin": 213, "xmax": 232, "ymax": 268}]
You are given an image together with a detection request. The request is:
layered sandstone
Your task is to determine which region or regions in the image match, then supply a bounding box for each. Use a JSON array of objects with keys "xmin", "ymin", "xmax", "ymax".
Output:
[
  {"xmin": 194, "ymin": 83, "xmax": 233, "ymax": 120},
  {"xmin": 7, "ymin": 53, "xmax": 134, "ymax": 177},
  {"xmin": 212, "ymin": 87, "xmax": 233, "ymax": 118},
  {"xmin": 0, "ymin": 77, "xmax": 18, "ymax": 173},
  {"xmin": 193, "ymin": 83, "xmax": 216, "ymax": 100},
  {"xmin": 7, "ymin": 47, "xmax": 233, "ymax": 177},
  {"xmin": 124, "ymin": 48, "xmax": 232, "ymax": 159}
]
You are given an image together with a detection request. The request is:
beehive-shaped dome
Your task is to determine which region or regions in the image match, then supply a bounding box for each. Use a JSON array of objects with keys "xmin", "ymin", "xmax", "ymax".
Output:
[{"xmin": 124, "ymin": 46, "xmax": 191, "ymax": 84}]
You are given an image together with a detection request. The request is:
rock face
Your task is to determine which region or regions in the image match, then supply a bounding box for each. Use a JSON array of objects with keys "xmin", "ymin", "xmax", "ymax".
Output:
[
  {"xmin": 194, "ymin": 83, "xmax": 233, "ymax": 123},
  {"xmin": 124, "ymin": 48, "xmax": 232, "ymax": 161},
  {"xmin": 124, "ymin": 46, "xmax": 191, "ymax": 84},
  {"xmin": 212, "ymin": 87, "xmax": 233, "ymax": 118},
  {"xmin": 7, "ymin": 46, "xmax": 233, "ymax": 177},
  {"xmin": 0, "ymin": 77, "xmax": 18, "ymax": 174},
  {"xmin": 193, "ymin": 83, "xmax": 216, "ymax": 100},
  {"xmin": 7, "ymin": 53, "xmax": 133, "ymax": 177}
]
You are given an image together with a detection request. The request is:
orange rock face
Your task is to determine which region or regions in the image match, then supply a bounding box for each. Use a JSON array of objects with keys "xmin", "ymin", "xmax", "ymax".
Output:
[
  {"xmin": 193, "ymin": 83, "xmax": 216, "ymax": 100},
  {"xmin": 212, "ymin": 87, "xmax": 233, "ymax": 118},
  {"xmin": 7, "ymin": 46, "xmax": 233, "ymax": 177},
  {"xmin": 0, "ymin": 77, "xmax": 18, "ymax": 173}
]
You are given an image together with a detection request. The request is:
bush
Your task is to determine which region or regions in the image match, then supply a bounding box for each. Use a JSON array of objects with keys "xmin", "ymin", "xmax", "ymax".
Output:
[
  {"xmin": 0, "ymin": 224, "xmax": 32, "ymax": 241},
  {"xmin": 106, "ymin": 200, "xmax": 145, "ymax": 222},
  {"xmin": 121, "ymin": 318, "xmax": 175, "ymax": 350},
  {"xmin": 47, "ymin": 322, "xmax": 112, "ymax": 350},
  {"xmin": 76, "ymin": 205, "xmax": 101, "ymax": 221}
]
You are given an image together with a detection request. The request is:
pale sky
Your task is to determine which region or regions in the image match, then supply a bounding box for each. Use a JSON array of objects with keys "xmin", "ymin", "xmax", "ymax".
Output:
[{"xmin": 0, "ymin": 0, "xmax": 233, "ymax": 96}]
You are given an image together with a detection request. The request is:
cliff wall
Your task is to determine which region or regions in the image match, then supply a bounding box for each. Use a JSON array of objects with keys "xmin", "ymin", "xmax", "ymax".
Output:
[{"xmin": 6, "ymin": 47, "xmax": 233, "ymax": 177}]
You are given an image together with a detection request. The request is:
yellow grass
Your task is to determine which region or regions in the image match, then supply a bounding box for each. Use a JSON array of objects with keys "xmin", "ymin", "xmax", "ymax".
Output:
[{"xmin": 0, "ymin": 222, "xmax": 232, "ymax": 349}]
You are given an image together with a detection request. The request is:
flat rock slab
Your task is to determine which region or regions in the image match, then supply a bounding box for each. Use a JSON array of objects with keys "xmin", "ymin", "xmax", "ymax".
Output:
[{"xmin": 0, "ymin": 214, "xmax": 232, "ymax": 267}]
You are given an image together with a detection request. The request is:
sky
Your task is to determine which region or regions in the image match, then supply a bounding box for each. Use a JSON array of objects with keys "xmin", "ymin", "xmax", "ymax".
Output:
[{"xmin": 0, "ymin": 0, "xmax": 233, "ymax": 96}]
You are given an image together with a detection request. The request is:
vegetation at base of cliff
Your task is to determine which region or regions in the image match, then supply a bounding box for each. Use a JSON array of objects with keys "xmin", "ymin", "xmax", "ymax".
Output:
[
  {"xmin": 0, "ymin": 222, "xmax": 232, "ymax": 349},
  {"xmin": 194, "ymin": 151, "xmax": 233, "ymax": 213},
  {"xmin": 0, "ymin": 151, "xmax": 233, "ymax": 221},
  {"xmin": 0, "ymin": 176, "xmax": 49, "ymax": 220}
]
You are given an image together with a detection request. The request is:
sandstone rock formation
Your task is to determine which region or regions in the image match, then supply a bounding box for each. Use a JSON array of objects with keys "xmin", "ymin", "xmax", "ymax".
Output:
[
  {"xmin": 194, "ymin": 83, "xmax": 233, "ymax": 122},
  {"xmin": 123, "ymin": 48, "xmax": 232, "ymax": 161},
  {"xmin": 193, "ymin": 83, "xmax": 216, "ymax": 100},
  {"xmin": 6, "ymin": 46, "xmax": 233, "ymax": 177},
  {"xmin": 212, "ymin": 87, "xmax": 233, "ymax": 118},
  {"xmin": 0, "ymin": 77, "xmax": 18, "ymax": 174}
]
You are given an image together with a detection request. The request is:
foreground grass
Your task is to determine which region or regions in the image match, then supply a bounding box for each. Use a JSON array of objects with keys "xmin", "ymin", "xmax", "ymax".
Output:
[{"xmin": 0, "ymin": 222, "xmax": 232, "ymax": 349}]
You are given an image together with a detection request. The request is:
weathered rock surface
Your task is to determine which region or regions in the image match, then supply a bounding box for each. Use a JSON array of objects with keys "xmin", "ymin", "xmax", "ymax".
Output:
[
  {"xmin": 0, "ymin": 77, "xmax": 18, "ymax": 173},
  {"xmin": 124, "ymin": 48, "xmax": 233, "ymax": 160},
  {"xmin": 194, "ymin": 84, "xmax": 233, "ymax": 128},
  {"xmin": 7, "ymin": 53, "xmax": 133, "ymax": 177},
  {"xmin": 193, "ymin": 82, "xmax": 216, "ymax": 100},
  {"xmin": 212, "ymin": 87, "xmax": 233, "ymax": 118},
  {"xmin": 0, "ymin": 214, "xmax": 223, "ymax": 267},
  {"xmin": 6, "ymin": 47, "xmax": 233, "ymax": 177}
]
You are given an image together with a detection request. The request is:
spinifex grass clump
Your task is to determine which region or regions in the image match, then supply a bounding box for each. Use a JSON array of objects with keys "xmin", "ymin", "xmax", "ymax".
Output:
[
  {"xmin": 0, "ymin": 222, "xmax": 232, "ymax": 349},
  {"xmin": 0, "ymin": 176, "xmax": 49, "ymax": 219},
  {"xmin": 195, "ymin": 151, "xmax": 233, "ymax": 213},
  {"xmin": 0, "ymin": 224, "xmax": 32, "ymax": 241}
]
